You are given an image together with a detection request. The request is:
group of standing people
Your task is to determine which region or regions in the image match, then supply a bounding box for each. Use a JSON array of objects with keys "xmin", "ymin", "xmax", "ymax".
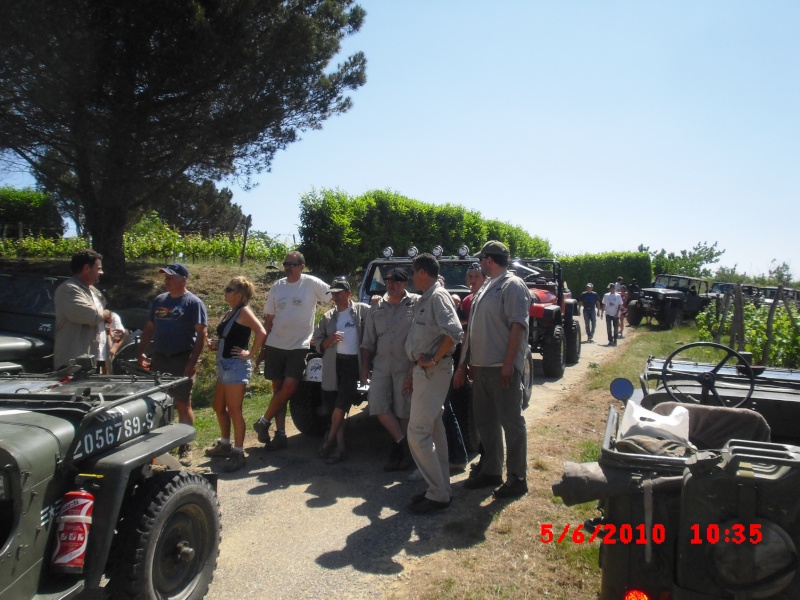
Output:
[
  {"xmin": 53, "ymin": 242, "xmax": 533, "ymax": 506},
  {"xmin": 578, "ymin": 275, "xmax": 638, "ymax": 346}
]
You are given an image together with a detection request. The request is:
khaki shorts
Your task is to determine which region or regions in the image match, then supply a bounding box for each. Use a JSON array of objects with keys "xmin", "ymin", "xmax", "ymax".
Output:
[
  {"xmin": 263, "ymin": 346, "xmax": 308, "ymax": 381},
  {"xmin": 368, "ymin": 366, "xmax": 412, "ymax": 420},
  {"xmin": 151, "ymin": 351, "xmax": 194, "ymax": 403}
]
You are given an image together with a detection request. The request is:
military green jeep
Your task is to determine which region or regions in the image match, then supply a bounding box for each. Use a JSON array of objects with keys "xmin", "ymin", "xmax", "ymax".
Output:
[{"xmin": 0, "ymin": 362, "xmax": 220, "ymax": 599}]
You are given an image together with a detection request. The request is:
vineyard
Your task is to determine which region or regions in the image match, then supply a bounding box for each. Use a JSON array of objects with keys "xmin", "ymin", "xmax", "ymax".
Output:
[
  {"xmin": 696, "ymin": 301, "xmax": 800, "ymax": 368},
  {"xmin": 0, "ymin": 212, "xmax": 289, "ymax": 264}
]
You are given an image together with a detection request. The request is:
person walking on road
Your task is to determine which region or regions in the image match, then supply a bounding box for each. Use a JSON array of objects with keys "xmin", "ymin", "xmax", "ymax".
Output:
[
  {"xmin": 138, "ymin": 263, "xmax": 208, "ymax": 466},
  {"xmin": 454, "ymin": 240, "xmax": 530, "ymax": 500},
  {"xmin": 404, "ymin": 253, "xmax": 463, "ymax": 514},
  {"xmin": 579, "ymin": 283, "xmax": 601, "ymax": 342},
  {"xmin": 602, "ymin": 283, "xmax": 623, "ymax": 346},
  {"xmin": 254, "ymin": 251, "xmax": 330, "ymax": 450}
]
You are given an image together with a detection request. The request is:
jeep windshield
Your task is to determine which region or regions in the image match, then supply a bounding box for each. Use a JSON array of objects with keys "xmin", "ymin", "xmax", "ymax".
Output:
[
  {"xmin": 652, "ymin": 275, "xmax": 706, "ymax": 292},
  {"xmin": 0, "ymin": 273, "xmax": 65, "ymax": 316}
]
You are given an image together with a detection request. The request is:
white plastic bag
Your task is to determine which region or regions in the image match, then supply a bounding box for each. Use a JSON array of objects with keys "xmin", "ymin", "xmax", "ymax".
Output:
[{"xmin": 620, "ymin": 401, "xmax": 690, "ymax": 442}]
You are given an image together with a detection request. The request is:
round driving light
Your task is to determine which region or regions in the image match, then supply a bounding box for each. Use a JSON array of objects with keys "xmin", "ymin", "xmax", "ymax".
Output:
[
  {"xmin": 457, "ymin": 245, "xmax": 470, "ymax": 257},
  {"xmin": 432, "ymin": 245, "xmax": 443, "ymax": 257},
  {"xmin": 382, "ymin": 246, "xmax": 393, "ymax": 258},
  {"xmin": 407, "ymin": 246, "xmax": 418, "ymax": 258}
]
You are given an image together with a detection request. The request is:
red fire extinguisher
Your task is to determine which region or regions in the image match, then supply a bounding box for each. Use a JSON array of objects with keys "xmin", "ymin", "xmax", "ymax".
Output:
[{"xmin": 51, "ymin": 489, "xmax": 94, "ymax": 574}]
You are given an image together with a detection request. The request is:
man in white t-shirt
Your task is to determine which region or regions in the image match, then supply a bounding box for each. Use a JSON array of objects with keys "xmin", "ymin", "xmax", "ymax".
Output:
[
  {"xmin": 602, "ymin": 283, "xmax": 623, "ymax": 346},
  {"xmin": 253, "ymin": 251, "xmax": 330, "ymax": 449}
]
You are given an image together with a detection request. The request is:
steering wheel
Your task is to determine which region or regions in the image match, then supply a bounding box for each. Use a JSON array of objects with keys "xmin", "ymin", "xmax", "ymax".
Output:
[{"xmin": 661, "ymin": 342, "xmax": 755, "ymax": 408}]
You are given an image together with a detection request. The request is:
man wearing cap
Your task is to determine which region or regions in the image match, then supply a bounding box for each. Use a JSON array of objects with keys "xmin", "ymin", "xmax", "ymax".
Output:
[
  {"xmin": 404, "ymin": 253, "xmax": 463, "ymax": 514},
  {"xmin": 360, "ymin": 267, "xmax": 419, "ymax": 471},
  {"xmin": 253, "ymin": 251, "xmax": 330, "ymax": 449},
  {"xmin": 138, "ymin": 262, "xmax": 208, "ymax": 465},
  {"xmin": 602, "ymin": 283, "xmax": 624, "ymax": 346},
  {"xmin": 314, "ymin": 277, "xmax": 369, "ymax": 463},
  {"xmin": 579, "ymin": 283, "xmax": 602, "ymax": 342},
  {"xmin": 54, "ymin": 248, "xmax": 112, "ymax": 369},
  {"xmin": 455, "ymin": 240, "xmax": 530, "ymax": 499}
]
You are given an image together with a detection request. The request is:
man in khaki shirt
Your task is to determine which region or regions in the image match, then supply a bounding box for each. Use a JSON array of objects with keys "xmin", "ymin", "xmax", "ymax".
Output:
[
  {"xmin": 54, "ymin": 249, "xmax": 110, "ymax": 370},
  {"xmin": 361, "ymin": 268, "xmax": 418, "ymax": 471},
  {"xmin": 404, "ymin": 254, "xmax": 463, "ymax": 513}
]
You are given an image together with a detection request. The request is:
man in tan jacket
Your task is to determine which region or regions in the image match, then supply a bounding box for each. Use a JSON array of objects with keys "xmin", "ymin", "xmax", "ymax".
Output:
[{"xmin": 54, "ymin": 249, "xmax": 110, "ymax": 369}]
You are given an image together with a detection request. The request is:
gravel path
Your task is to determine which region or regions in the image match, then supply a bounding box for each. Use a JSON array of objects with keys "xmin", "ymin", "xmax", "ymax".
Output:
[{"xmin": 206, "ymin": 334, "xmax": 623, "ymax": 599}]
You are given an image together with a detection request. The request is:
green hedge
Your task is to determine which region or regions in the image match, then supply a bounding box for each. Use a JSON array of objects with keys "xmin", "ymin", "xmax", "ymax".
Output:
[
  {"xmin": 298, "ymin": 188, "xmax": 551, "ymax": 273},
  {"xmin": 0, "ymin": 187, "xmax": 64, "ymax": 237},
  {"xmin": 560, "ymin": 251, "xmax": 652, "ymax": 294}
]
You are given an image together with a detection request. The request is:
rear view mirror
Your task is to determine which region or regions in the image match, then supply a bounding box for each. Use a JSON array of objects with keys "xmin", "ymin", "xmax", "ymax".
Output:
[{"xmin": 610, "ymin": 378, "xmax": 635, "ymax": 401}]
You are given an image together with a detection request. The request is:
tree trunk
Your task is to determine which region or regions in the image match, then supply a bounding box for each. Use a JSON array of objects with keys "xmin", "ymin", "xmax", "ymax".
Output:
[{"xmin": 84, "ymin": 197, "xmax": 129, "ymax": 277}]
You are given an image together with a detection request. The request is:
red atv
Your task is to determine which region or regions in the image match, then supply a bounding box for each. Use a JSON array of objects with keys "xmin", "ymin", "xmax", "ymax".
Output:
[{"xmin": 512, "ymin": 258, "xmax": 581, "ymax": 378}]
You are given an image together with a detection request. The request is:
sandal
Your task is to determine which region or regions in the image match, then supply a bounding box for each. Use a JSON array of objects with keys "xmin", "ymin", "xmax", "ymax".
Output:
[
  {"xmin": 326, "ymin": 449, "xmax": 344, "ymax": 465},
  {"xmin": 318, "ymin": 439, "xmax": 334, "ymax": 459}
]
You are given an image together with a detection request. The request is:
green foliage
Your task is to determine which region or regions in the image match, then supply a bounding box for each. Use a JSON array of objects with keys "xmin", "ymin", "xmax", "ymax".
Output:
[
  {"xmin": 638, "ymin": 241, "xmax": 723, "ymax": 278},
  {"xmin": 0, "ymin": 187, "xmax": 64, "ymax": 237},
  {"xmin": 0, "ymin": 212, "xmax": 287, "ymax": 263},
  {"xmin": 560, "ymin": 251, "xmax": 651, "ymax": 293},
  {"xmin": 697, "ymin": 303, "xmax": 800, "ymax": 368},
  {"xmin": 298, "ymin": 188, "xmax": 551, "ymax": 273}
]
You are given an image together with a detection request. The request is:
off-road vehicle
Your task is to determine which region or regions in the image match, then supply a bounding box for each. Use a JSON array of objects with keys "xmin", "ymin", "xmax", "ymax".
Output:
[
  {"xmin": 0, "ymin": 273, "xmax": 66, "ymax": 373},
  {"xmin": 710, "ymin": 281, "xmax": 761, "ymax": 301},
  {"xmin": 0, "ymin": 359, "xmax": 221, "ymax": 599},
  {"xmin": 759, "ymin": 286, "xmax": 799, "ymax": 308},
  {"xmin": 626, "ymin": 274, "xmax": 714, "ymax": 328},
  {"xmin": 553, "ymin": 342, "xmax": 800, "ymax": 600}
]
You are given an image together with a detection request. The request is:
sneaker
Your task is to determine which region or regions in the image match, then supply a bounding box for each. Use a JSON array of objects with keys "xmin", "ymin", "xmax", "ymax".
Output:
[
  {"xmin": 265, "ymin": 431, "xmax": 287, "ymax": 451},
  {"xmin": 253, "ymin": 419, "xmax": 271, "ymax": 444},
  {"xmin": 463, "ymin": 473, "xmax": 503, "ymax": 489},
  {"xmin": 619, "ymin": 334, "xmax": 624, "ymax": 339},
  {"xmin": 407, "ymin": 468, "xmax": 423, "ymax": 482},
  {"xmin": 493, "ymin": 477, "xmax": 528, "ymax": 499},
  {"xmin": 223, "ymin": 451, "xmax": 246, "ymax": 472},
  {"xmin": 408, "ymin": 496, "xmax": 450, "ymax": 514},
  {"xmin": 204, "ymin": 440, "xmax": 232, "ymax": 458},
  {"xmin": 178, "ymin": 444, "xmax": 193, "ymax": 467}
]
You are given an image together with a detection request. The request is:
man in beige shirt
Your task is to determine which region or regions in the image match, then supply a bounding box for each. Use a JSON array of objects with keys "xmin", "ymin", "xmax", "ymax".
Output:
[{"xmin": 54, "ymin": 249, "xmax": 110, "ymax": 370}]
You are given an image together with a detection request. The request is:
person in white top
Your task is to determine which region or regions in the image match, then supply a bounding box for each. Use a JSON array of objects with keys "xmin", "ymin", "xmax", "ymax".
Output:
[
  {"xmin": 602, "ymin": 283, "xmax": 624, "ymax": 346},
  {"xmin": 253, "ymin": 251, "xmax": 330, "ymax": 449}
]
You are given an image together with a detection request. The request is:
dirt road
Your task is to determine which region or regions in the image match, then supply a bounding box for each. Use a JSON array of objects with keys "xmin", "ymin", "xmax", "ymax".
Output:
[{"xmin": 205, "ymin": 332, "xmax": 626, "ymax": 599}]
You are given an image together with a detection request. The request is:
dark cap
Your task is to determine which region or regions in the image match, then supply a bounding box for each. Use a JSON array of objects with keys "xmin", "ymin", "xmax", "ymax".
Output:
[
  {"xmin": 385, "ymin": 268, "xmax": 410, "ymax": 282},
  {"xmin": 329, "ymin": 277, "xmax": 351, "ymax": 293},
  {"xmin": 160, "ymin": 263, "xmax": 189, "ymax": 278},
  {"xmin": 479, "ymin": 240, "xmax": 510, "ymax": 257}
]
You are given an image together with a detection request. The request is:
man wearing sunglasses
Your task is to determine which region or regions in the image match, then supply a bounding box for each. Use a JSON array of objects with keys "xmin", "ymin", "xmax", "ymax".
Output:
[{"xmin": 254, "ymin": 251, "xmax": 330, "ymax": 449}]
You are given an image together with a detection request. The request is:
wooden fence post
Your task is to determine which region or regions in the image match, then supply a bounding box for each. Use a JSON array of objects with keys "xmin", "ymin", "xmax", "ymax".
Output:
[
  {"xmin": 715, "ymin": 290, "xmax": 732, "ymax": 344},
  {"xmin": 761, "ymin": 285, "xmax": 782, "ymax": 366}
]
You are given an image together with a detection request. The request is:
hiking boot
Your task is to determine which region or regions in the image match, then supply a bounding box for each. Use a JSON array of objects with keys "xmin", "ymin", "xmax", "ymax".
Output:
[
  {"xmin": 223, "ymin": 451, "xmax": 246, "ymax": 472},
  {"xmin": 178, "ymin": 444, "xmax": 193, "ymax": 467},
  {"xmin": 463, "ymin": 473, "xmax": 503, "ymax": 490},
  {"xmin": 265, "ymin": 431, "xmax": 287, "ymax": 451},
  {"xmin": 493, "ymin": 477, "xmax": 528, "ymax": 499},
  {"xmin": 204, "ymin": 440, "xmax": 232, "ymax": 458},
  {"xmin": 253, "ymin": 419, "xmax": 271, "ymax": 444}
]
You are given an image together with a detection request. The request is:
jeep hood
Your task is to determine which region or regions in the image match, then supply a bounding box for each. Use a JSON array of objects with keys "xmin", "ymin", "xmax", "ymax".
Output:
[
  {"xmin": 0, "ymin": 409, "xmax": 74, "ymax": 482},
  {"xmin": 0, "ymin": 329, "xmax": 53, "ymax": 361}
]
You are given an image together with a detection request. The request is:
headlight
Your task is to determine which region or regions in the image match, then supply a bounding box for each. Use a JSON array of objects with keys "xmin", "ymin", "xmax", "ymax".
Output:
[
  {"xmin": 407, "ymin": 246, "xmax": 418, "ymax": 258},
  {"xmin": 457, "ymin": 245, "xmax": 470, "ymax": 257},
  {"xmin": 382, "ymin": 246, "xmax": 394, "ymax": 258},
  {"xmin": 432, "ymin": 245, "xmax": 443, "ymax": 257}
]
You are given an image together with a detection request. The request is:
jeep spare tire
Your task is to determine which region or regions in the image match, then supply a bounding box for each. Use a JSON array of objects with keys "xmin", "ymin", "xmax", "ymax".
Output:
[
  {"xmin": 289, "ymin": 380, "xmax": 328, "ymax": 436},
  {"xmin": 565, "ymin": 319, "xmax": 581, "ymax": 365},
  {"xmin": 626, "ymin": 300, "xmax": 643, "ymax": 326}
]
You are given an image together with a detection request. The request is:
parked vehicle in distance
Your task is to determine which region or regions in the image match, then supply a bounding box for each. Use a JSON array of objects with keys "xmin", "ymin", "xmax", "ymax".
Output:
[
  {"xmin": 0, "ymin": 362, "xmax": 221, "ymax": 599},
  {"xmin": 553, "ymin": 342, "xmax": 800, "ymax": 599},
  {"xmin": 710, "ymin": 281, "xmax": 761, "ymax": 301},
  {"xmin": 759, "ymin": 286, "xmax": 799, "ymax": 307},
  {"xmin": 0, "ymin": 273, "xmax": 67, "ymax": 373},
  {"xmin": 626, "ymin": 274, "xmax": 714, "ymax": 328}
]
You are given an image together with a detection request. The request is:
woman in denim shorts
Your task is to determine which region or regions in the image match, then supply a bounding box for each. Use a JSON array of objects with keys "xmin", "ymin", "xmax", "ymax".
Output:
[{"xmin": 205, "ymin": 276, "xmax": 266, "ymax": 472}]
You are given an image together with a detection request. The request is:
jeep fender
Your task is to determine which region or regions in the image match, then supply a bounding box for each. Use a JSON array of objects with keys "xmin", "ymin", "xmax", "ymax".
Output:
[
  {"xmin": 564, "ymin": 298, "xmax": 578, "ymax": 320},
  {"xmin": 530, "ymin": 303, "xmax": 563, "ymax": 325},
  {"xmin": 79, "ymin": 423, "xmax": 198, "ymax": 589}
]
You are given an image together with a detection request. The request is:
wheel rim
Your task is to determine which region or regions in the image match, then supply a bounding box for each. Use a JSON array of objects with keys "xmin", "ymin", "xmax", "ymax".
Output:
[{"xmin": 153, "ymin": 502, "xmax": 211, "ymax": 598}]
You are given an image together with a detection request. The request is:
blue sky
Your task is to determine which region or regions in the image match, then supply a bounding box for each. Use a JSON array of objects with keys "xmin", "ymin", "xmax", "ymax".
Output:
[{"xmin": 3, "ymin": 1, "xmax": 798, "ymax": 277}]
